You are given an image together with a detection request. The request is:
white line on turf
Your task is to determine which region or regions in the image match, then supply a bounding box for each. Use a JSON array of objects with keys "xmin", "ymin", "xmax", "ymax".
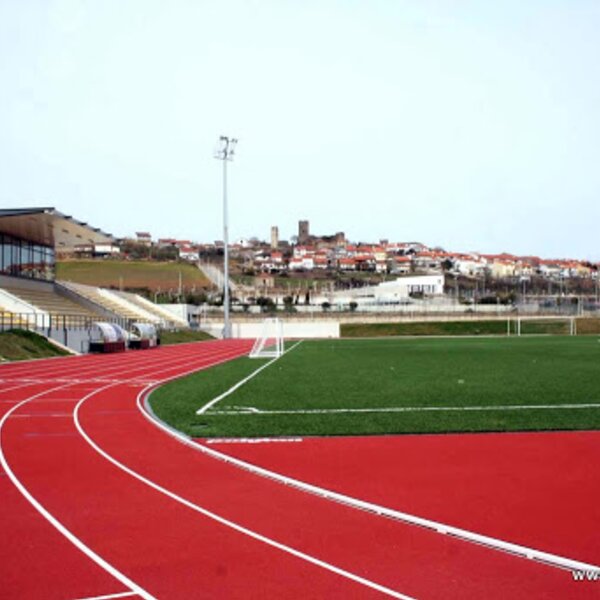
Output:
[
  {"xmin": 76, "ymin": 386, "xmax": 415, "ymax": 600},
  {"xmin": 208, "ymin": 402, "xmax": 600, "ymax": 415},
  {"xmin": 141, "ymin": 388, "xmax": 600, "ymax": 575},
  {"xmin": 196, "ymin": 340, "xmax": 303, "ymax": 415},
  {"xmin": 205, "ymin": 437, "xmax": 303, "ymax": 444}
]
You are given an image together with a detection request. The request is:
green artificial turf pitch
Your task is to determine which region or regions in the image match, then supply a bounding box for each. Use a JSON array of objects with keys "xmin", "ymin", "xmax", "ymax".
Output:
[{"xmin": 149, "ymin": 336, "xmax": 600, "ymax": 438}]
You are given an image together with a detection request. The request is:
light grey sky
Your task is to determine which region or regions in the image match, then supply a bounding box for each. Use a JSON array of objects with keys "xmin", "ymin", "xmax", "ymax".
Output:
[{"xmin": 1, "ymin": 0, "xmax": 599, "ymax": 259}]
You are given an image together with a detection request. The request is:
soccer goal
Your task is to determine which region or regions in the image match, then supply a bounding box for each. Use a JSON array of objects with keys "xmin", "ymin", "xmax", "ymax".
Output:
[
  {"xmin": 511, "ymin": 316, "xmax": 576, "ymax": 336},
  {"xmin": 249, "ymin": 318, "xmax": 285, "ymax": 358}
]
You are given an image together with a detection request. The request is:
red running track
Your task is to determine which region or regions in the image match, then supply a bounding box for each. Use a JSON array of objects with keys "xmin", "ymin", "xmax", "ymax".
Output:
[
  {"xmin": 211, "ymin": 432, "xmax": 600, "ymax": 566},
  {"xmin": 1, "ymin": 341, "xmax": 598, "ymax": 599}
]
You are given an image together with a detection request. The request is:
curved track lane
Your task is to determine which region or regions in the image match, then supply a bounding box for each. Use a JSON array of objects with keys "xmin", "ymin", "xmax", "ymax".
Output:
[{"xmin": 1, "ymin": 341, "xmax": 597, "ymax": 598}]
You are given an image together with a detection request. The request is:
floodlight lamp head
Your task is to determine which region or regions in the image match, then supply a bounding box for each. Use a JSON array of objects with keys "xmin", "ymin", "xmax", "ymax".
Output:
[
  {"xmin": 214, "ymin": 137, "xmax": 227, "ymax": 160},
  {"xmin": 228, "ymin": 138, "xmax": 238, "ymax": 159},
  {"xmin": 214, "ymin": 135, "xmax": 238, "ymax": 161}
]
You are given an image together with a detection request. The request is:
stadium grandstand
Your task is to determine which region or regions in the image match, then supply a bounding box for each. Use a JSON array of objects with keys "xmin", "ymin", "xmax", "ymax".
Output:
[{"xmin": 0, "ymin": 207, "xmax": 187, "ymax": 352}]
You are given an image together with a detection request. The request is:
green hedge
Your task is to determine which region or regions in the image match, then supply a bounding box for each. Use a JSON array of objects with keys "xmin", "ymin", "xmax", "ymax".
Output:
[{"xmin": 341, "ymin": 320, "xmax": 510, "ymax": 337}]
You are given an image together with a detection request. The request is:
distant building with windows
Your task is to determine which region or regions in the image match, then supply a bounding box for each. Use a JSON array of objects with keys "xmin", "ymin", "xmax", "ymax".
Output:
[{"xmin": 135, "ymin": 232, "xmax": 152, "ymax": 246}]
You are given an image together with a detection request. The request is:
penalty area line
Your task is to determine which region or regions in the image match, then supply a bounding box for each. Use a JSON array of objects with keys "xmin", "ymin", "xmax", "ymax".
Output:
[
  {"xmin": 196, "ymin": 340, "xmax": 303, "ymax": 415},
  {"xmin": 205, "ymin": 437, "xmax": 303, "ymax": 444},
  {"xmin": 208, "ymin": 402, "xmax": 600, "ymax": 416}
]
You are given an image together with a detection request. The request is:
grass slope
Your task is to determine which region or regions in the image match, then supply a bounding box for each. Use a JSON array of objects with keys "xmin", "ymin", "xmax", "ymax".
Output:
[
  {"xmin": 56, "ymin": 260, "xmax": 209, "ymax": 292},
  {"xmin": 341, "ymin": 320, "xmax": 510, "ymax": 337},
  {"xmin": 150, "ymin": 336, "xmax": 600, "ymax": 437},
  {"xmin": 0, "ymin": 329, "xmax": 71, "ymax": 362},
  {"xmin": 160, "ymin": 329, "xmax": 214, "ymax": 345}
]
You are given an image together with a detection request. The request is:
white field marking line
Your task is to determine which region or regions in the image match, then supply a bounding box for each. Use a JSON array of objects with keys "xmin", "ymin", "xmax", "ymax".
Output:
[
  {"xmin": 208, "ymin": 402, "xmax": 600, "ymax": 415},
  {"xmin": 141, "ymin": 389, "xmax": 600, "ymax": 575},
  {"xmin": 196, "ymin": 340, "xmax": 303, "ymax": 415},
  {"xmin": 205, "ymin": 437, "xmax": 303, "ymax": 444},
  {"xmin": 73, "ymin": 590, "xmax": 138, "ymax": 600},
  {"xmin": 0, "ymin": 382, "xmax": 154, "ymax": 599},
  {"xmin": 222, "ymin": 406, "xmax": 260, "ymax": 413},
  {"xmin": 75, "ymin": 392, "xmax": 414, "ymax": 600}
]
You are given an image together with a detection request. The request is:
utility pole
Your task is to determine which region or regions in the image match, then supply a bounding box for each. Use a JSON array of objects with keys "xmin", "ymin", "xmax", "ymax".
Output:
[{"xmin": 214, "ymin": 136, "xmax": 238, "ymax": 338}]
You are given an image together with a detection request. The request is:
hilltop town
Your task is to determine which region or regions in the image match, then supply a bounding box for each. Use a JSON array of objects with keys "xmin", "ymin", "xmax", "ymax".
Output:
[{"xmin": 63, "ymin": 219, "xmax": 599, "ymax": 300}]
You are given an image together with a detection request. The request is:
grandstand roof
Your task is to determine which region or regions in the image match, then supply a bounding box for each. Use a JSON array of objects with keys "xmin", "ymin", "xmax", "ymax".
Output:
[{"xmin": 0, "ymin": 207, "xmax": 115, "ymax": 249}]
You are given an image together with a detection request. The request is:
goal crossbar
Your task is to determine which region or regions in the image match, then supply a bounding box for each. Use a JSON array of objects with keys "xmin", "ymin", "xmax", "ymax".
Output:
[{"xmin": 511, "ymin": 316, "xmax": 576, "ymax": 336}]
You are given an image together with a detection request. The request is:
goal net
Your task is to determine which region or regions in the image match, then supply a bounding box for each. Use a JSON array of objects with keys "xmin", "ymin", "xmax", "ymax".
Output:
[
  {"xmin": 511, "ymin": 316, "xmax": 576, "ymax": 336},
  {"xmin": 249, "ymin": 318, "xmax": 284, "ymax": 358}
]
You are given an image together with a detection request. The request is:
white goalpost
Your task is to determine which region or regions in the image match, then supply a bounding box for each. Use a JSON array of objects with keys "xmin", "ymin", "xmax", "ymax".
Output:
[
  {"xmin": 510, "ymin": 316, "xmax": 576, "ymax": 336},
  {"xmin": 249, "ymin": 318, "xmax": 284, "ymax": 358}
]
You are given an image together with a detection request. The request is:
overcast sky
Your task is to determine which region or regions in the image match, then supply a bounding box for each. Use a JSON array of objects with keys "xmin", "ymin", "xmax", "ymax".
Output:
[{"xmin": 1, "ymin": 1, "xmax": 599, "ymax": 259}]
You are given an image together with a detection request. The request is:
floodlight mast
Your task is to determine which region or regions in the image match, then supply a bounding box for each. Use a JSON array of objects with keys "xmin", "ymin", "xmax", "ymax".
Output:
[{"xmin": 214, "ymin": 136, "xmax": 237, "ymax": 338}]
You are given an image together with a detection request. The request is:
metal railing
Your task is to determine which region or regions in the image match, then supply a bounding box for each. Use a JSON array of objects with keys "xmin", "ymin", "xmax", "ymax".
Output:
[{"xmin": 0, "ymin": 311, "xmax": 139, "ymax": 332}]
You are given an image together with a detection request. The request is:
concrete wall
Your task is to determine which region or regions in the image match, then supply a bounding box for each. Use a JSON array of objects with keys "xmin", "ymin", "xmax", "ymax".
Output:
[
  {"xmin": 161, "ymin": 303, "xmax": 194, "ymax": 321},
  {"xmin": 203, "ymin": 319, "xmax": 340, "ymax": 339},
  {"xmin": 40, "ymin": 327, "xmax": 90, "ymax": 354}
]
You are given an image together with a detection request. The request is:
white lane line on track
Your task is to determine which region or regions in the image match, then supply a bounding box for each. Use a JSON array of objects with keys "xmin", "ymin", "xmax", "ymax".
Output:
[
  {"xmin": 73, "ymin": 590, "xmax": 138, "ymax": 600},
  {"xmin": 196, "ymin": 340, "xmax": 303, "ymax": 415},
  {"xmin": 142, "ymin": 389, "xmax": 600, "ymax": 575},
  {"xmin": 0, "ymin": 348, "xmax": 188, "ymax": 383},
  {"xmin": 11, "ymin": 413, "xmax": 72, "ymax": 418},
  {"xmin": 75, "ymin": 390, "xmax": 415, "ymax": 600},
  {"xmin": 0, "ymin": 343, "xmax": 251, "ymax": 600},
  {"xmin": 0, "ymin": 386, "xmax": 155, "ymax": 600},
  {"xmin": 0, "ymin": 339, "xmax": 230, "ymax": 381},
  {"xmin": 207, "ymin": 402, "xmax": 600, "ymax": 415},
  {"xmin": 23, "ymin": 398, "xmax": 87, "ymax": 403},
  {"xmin": 0, "ymin": 381, "xmax": 46, "ymax": 393}
]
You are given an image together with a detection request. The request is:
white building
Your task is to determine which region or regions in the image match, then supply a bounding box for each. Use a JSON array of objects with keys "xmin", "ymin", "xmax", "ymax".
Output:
[{"xmin": 333, "ymin": 274, "xmax": 445, "ymax": 304}]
